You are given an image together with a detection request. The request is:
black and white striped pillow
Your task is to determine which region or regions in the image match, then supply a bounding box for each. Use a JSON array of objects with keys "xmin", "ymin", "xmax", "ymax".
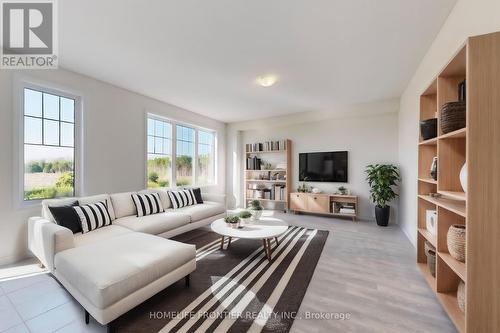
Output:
[
  {"xmin": 131, "ymin": 193, "xmax": 164, "ymax": 217},
  {"xmin": 168, "ymin": 189, "xmax": 197, "ymax": 209},
  {"xmin": 73, "ymin": 201, "xmax": 112, "ymax": 234}
]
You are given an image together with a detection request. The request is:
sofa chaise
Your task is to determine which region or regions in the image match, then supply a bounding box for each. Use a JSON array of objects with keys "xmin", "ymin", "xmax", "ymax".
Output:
[{"xmin": 27, "ymin": 189, "xmax": 226, "ymax": 330}]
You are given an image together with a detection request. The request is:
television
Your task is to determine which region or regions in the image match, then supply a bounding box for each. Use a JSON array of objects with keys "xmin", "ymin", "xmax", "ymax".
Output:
[{"xmin": 299, "ymin": 151, "xmax": 348, "ymax": 182}]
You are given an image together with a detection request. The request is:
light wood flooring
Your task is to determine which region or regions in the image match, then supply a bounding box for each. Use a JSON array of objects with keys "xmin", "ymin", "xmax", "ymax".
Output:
[{"xmin": 0, "ymin": 211, "xmax": 456, "ymax": 333}]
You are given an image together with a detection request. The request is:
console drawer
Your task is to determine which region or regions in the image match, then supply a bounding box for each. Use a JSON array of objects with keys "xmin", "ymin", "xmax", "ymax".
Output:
[{"xmin": 307, "ymin": 195, "xmax": 330, "ymax": 213}]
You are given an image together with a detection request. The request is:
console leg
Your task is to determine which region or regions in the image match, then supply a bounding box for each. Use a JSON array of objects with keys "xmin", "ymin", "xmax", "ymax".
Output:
[
  {"xmin": 85, "ymin": 310, "xmax": 89, "ymax": 324},
  {"xmin": 185, "ymin": 274, "xmax": 190, "ymax": 287}
]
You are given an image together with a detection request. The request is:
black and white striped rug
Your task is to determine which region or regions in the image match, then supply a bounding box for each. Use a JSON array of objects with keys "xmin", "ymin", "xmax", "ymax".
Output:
[{"xmin": 113, "ymin": 226, "xmax": 328, "ymax": 333}]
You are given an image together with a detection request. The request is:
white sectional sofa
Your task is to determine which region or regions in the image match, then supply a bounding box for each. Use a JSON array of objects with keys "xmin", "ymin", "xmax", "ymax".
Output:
[{"xmin": 28, "ymin": 189, "xmax": 225, "ymax": 329}]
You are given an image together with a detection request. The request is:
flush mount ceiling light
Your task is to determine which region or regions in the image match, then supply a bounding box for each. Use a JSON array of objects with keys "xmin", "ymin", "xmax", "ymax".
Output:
[{"xmin": 256, "ymin": 74, "xmax": 278, "ymax": 87}]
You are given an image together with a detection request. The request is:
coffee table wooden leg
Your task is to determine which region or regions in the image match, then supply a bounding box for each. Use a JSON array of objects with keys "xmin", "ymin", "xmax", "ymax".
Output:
[
  {"xmin": 275, "ymin": 237, "xmax": 279, "ymax": 246},
  {"xmin": 267, "ymin": 239, "xmax": 273, "ymax": 260},
  {"xmin": 227, "ymin": 237, "xmax": 232, "ymax": 248},
  {"xmin": 220, "ymin": 236, "xmax": 225, "ymax": 250},
  {"xmin": 262, "ymin": 239, "xmax": 271, "ymax": 261}
]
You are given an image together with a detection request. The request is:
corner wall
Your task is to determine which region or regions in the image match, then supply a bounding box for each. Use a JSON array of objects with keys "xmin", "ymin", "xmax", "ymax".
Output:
[
  {"xmin": 398, "ymin": 0, "xmax": 500, "ymax": 246},
  {"xmin": 0, "ymin": 69, "xmax": 226, "ymax": 265}
]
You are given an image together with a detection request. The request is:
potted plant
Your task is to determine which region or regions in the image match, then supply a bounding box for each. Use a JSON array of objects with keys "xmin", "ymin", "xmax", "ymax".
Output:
[
  {"xmin": 239, "ymin": 210, "xmax": 252, "ymax": 224},
  {"xmin": 248, "ymin": 200, "xmax": 263, "ymax": 220},
  {"xmin": 365, "ymin": 164, "xmax": 400, "ymax": 226},
  {"xmin": 224, "ymin": 215, "xmax": 241, "ymax": 228},
  {"xmin": 297, "ymin": 176, "xmax": 312, "ymax": 193}
]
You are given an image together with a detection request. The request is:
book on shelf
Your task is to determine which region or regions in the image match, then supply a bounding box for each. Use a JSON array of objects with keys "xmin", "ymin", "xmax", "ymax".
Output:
[
  {"xmin": 339, "ymin": 208, "xmax": 356, "ymax": 214},
  {"xmin": 246, "ymin": 156, "xmax": 261, "ymax": 170},
  {"xmin": 246, "ymin": 184, "xmax": 286, "ymax": 201},
  {"xmin": 246, "ymin": 140, "xmax": 287, "ymax": 152}
]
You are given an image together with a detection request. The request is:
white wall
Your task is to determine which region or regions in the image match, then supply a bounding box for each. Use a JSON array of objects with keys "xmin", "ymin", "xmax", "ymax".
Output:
[
  {"xmin": 398, "ymin": 0, "xmax": 500, "ymax": 246},
  {"xmin": 227, "ymin": 99, "xmax": 400, "ymax": 222},
  {"xmin": 0, "ymin": 69, "xmax": 226, "ymax": 265}
]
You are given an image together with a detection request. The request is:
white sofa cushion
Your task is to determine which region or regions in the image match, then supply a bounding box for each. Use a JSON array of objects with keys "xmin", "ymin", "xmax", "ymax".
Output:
[
  {"xmin": 73, "ymin": 225, "xmax": 132, "ymax": 247},
  {"xmin": 54, "ymin": 233, "xmax": 195, "ymax": 308},
  {"xmin": 113, "ymin": 212, "xmax": 190, "ymax": 235},
  {"xmin": 174, "ymin": 201, "xmax": 225, "ymax": 222},
  {"xmin": 110, "ymin": 192, "xmax": 137, "ymax": 218}
]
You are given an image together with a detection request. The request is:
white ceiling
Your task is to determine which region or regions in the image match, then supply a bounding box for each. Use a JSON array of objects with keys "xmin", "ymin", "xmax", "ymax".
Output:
[{"xmin": 59, "ymin": 0, "xmax": 457, "ymax": 123}]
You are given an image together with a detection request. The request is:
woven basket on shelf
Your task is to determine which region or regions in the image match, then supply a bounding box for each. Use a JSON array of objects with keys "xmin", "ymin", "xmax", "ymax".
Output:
[
  {"xmin": 457, "ymin": 280, "xmax": 466, "ymax": 313},
  {"xmin": 447, "ymin": 224, "xmax": 466, "ymax": 262},
  {"xmin": 425, "ymin": 241, "xmax": 437, "ymax": 277},
  {"xmin": 440, "ymin": 101, "xmax": 466, "ymax": 134}
]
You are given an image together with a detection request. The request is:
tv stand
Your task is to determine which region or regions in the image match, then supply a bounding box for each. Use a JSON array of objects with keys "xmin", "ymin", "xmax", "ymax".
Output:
[{"xmin": 289, "ymin": 192, "xmax": 358, "ymax": 222}]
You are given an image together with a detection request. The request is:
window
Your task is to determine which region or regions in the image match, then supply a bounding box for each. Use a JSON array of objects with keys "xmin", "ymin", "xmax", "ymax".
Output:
[
  {"xmin": 146, "ymin": 115, "xmax": 216, "ymax": 188},
  {"xmin": 23, "ymin": 88, "xmax": 76, "ymax": 201},
  {"xmin": 147, "ymin": 118, "xmax": 172, "ymax": 188},
  {"xmin": 175, "ymin": 125, "xmax": 194, "ymax": 186},
  {"xmin": 197, "ymin": 130, "xmax": 215, "ymax": 185}
]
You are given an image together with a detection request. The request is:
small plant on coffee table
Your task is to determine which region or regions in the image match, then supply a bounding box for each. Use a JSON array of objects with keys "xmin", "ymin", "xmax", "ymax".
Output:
[
  {"xmin": 224, "ymin": 215, "xmax": 240, "ymax": 228},
  {"xmin": 248, "ymin": 200, "xmax": 263, "ymax": 220}
]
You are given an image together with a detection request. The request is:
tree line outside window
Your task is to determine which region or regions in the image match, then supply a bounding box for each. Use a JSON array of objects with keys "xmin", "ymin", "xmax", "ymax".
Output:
[{"xmin": 147, "ymin": 116, "xmax": 216, "ymax": 188}]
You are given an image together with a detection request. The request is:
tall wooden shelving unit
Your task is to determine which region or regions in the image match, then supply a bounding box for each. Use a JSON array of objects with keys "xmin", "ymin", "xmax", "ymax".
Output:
[
  {"xmin": 417, "ymin": 31, "xmax": 500, "ymax": 333},
  {"xmin": 244, "ymin": 139, "xmax": 291, "ymax": 211}
]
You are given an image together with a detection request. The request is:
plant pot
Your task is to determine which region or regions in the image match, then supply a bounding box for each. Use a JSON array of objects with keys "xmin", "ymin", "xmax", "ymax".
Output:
[
  {"xmin": 447, "ymin": 224, "xmax": 466, "ymax": 262},
  {"xmin": 228, "ymin": 222, "xmax": 240, "ymax": 229},
  {"xmin": 240, "ymin": 218, "xmax": 250, "ymax": 225},
  {"xmin": 375, "ymin": 206, "xmax": 390, "ymax": 226},
  {"xmin": 250, "ymin": 210, "xmax": 263, "ymax": 221},
  {"xmin": 420, "ymin": 118, "xmax": 438, "ymax": 140}
]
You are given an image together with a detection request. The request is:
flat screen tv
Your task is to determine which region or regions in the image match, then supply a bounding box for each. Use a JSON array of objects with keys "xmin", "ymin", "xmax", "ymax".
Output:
[{"xmin": 299, "ymin": 151, "xmax": 348, "ymax": 182}]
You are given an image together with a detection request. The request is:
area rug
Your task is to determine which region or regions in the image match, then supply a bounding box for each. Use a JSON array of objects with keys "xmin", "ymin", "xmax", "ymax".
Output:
[{"xmin": 113, "ymin": 226, "xmax": 328, "ymax": 333}]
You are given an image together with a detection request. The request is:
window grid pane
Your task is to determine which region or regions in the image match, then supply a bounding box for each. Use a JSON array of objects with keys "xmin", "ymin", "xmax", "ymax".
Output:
[
  {"xmin": 147, "ymin": 117, "xmax": 172, "ymax": 189},
  {"xmin": 23, "ymin": 88, "xmax": 76, "ymax": 201},
  {"xmin": 197, "ymin": 130, "xmax": 215, "ymax": 185}
]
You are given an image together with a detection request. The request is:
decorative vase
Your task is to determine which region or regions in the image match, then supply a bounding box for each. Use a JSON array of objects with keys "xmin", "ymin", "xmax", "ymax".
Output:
[
  {"xmin": 426, "ymin": 248, "xmax": 436, "ymax": 278},
  {"xmin": 375, "ymin": 206, "xmax": 390, "ymax": 226},
  {"xmin": 457, "ymin": 280, "xmax": 465, "ymax": 312},
  {"xmin": 459, "ymin": 163, "xmax": 467, "ymax": 193},
  {"xmin": 311, "ymin": 187, "xmax": 321, "ymax": 194},
  {"xmin": 425, "ymin": 210, "xmax": 437, "ymax": 236},
  {"xmin": 447, "ymin": 224, "xmax": 466, "ymax": 262},
  {"xmin": 420, "ymin": 118, "xmax": 438, "ymax": 140},
  {"xmin": 230, "ymin": 222, "xmax": 240, "ymax": 229},
  {"xmin": 430, "ymin": 157, "xmax": 438, "ymax": 181}
]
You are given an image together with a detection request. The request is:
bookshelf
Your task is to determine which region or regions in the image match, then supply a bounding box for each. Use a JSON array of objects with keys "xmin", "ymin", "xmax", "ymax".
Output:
[
  {"xmin": 416, "ymin": 31, "xmax": 500, "ymax": 333},
  {"xmin": 244, "ymin": 139, "xmax": 291, "ymax": 211}
]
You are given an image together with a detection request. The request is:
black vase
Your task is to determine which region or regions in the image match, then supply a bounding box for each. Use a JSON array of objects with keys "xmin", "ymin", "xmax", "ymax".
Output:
[{"xmin": 375, "ymin": 206, "xmax": 390, "ymax": 226}]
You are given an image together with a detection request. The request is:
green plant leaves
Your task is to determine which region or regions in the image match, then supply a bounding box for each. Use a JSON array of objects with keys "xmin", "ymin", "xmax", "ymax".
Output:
[{"xmin": 365, "ymin": 164, "xmax": 401, "ymax": 207}]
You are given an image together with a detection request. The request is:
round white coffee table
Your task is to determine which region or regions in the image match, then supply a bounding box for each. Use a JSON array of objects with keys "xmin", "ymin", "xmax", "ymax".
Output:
[{"xmin": 211, "ymin": 217, "xmax": 288, "ymax": 261}]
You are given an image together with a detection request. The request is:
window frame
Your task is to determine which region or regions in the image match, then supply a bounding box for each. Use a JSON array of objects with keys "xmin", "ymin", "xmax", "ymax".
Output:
[
  {"xmin": 145, "ymin": 113, "xmax": 217, "ymax": 188},
  {"xmin": 14, "ymin": 78, "xmax": 83, "ymax": 207}
]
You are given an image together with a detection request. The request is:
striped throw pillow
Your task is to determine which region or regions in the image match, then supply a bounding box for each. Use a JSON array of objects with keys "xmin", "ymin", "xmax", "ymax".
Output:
[
  {"xmin": 73, "ymin": 201, "xmax": 112, "ymax": 233},
  {"xmin": 168, "ymin": 189, "xmax": 197, "ymax": 209},
  {"xmin": 131, "ymin": 193, "xmax": 164, "ymax": 217}
]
